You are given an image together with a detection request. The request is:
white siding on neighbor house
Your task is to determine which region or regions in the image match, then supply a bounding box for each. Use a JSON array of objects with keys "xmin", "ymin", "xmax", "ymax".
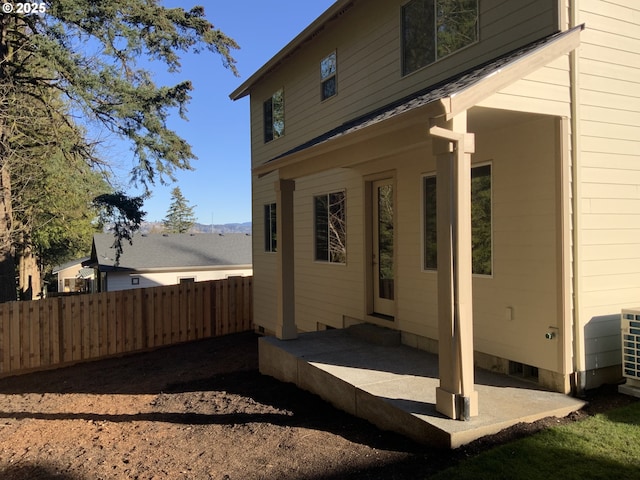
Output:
[
  {"xmin": 575, "ymin": 0, "xmax": 640, "ymax": 371},
  {"xmin": 105, "ymin": 268, "xmax": 252, "ymax": 292}
]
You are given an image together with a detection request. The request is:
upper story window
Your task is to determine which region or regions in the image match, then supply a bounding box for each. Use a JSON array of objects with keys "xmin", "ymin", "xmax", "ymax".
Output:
[
  {"xmin": 402, "ymin": 0, "xmax": 479, "ymax": 76},
  {"xmin": 264, "ymin": 88, "xmax": 284, "ymax": 142},
  {"xmin": 321, "ymin": 51, "xmax": 337, "ymax": 100}
]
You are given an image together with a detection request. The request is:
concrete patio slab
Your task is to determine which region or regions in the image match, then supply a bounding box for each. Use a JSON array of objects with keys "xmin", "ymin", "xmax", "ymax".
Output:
[{"xmin": 259, "ymin": 329, "xmax": 586, "ymax": 448}]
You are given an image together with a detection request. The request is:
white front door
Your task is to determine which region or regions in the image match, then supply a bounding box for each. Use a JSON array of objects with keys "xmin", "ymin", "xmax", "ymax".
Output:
[{"xmin": 372, "ymin": 179, "xmax": 395, "ymax": 317}]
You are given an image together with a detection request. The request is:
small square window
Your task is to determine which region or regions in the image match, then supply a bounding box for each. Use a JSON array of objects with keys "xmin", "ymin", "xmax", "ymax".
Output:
[
  {"xmin": 131, "ymin": 277, "xmax": 140, "ymax": 285},
  {"xmin": 321, "ymin": 51, "xmax": 337, "ymax": 100}
]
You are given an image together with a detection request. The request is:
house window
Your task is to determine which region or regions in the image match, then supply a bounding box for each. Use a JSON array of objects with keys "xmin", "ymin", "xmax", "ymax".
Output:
[
  {"xmin": 131, "ymin": 277, "xmax": 140, "ymax": 285},
  {"xmin": 264, "ymin": 88, "xmax": 284, "ymax": 142},
  {"xmin": 423, "ymin": 164, "xmax": 492, "ymax": 275},
  {"xmin": 264, "ymin": 203, "xmax": 277, "ymax": 252},
  {"xmin": 314, "ymin": 191, "xmax": 346, "ymax": 264},
  {"xmin": 321, "ymin": 51, "xmax": 337, "ymax": 100},
  {"xmin": 471, "ymin": 164, "xmax": 492, "ymax": 275},
  {"xmin": 402, "ymin": 0, "xmax": 478, "ymax": 76},
  {"xmin": 423, "ymin": 175, "xmax": 437, "ymax": 270},
  {"xmin": 179, "ymin": 277, "xmax": 195, "ymax": 284}
]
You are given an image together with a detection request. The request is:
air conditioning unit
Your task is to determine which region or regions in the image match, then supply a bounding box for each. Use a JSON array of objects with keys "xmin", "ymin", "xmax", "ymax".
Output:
[{"xmin": 620, "ymin": 309, "xmax": 640, "ymax": 397}]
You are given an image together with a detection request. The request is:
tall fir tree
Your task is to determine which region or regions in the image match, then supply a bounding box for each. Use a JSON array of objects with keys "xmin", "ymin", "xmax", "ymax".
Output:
[
  {"xmin": 0, "ymin": 3, "xmax": 238, "ymax": 300},
  {"xmin": 163, "ymin": 187, "xmax": 196, "ymax": 233}
]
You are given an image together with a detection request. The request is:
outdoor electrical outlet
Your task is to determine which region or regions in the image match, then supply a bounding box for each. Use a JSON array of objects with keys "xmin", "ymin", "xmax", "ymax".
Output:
[
  {"xmin": 545, "ymin": 332, "xmax": 556, "ymax": 340},
  {"xmin": 506, "ymin": 306, "xmax": 514, "ymax": 321}
]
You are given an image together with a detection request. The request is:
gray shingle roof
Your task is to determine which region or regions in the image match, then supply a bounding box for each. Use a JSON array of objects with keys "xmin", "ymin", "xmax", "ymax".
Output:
[{"xmin": 91, "ymin": 233, "xmax": 252, "ymax": 272}]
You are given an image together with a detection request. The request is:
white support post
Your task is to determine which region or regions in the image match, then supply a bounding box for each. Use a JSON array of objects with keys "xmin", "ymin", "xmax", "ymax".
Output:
[
  {"xmin": 430, "ymin": 112, "xmax": 478, "ymax": 420},
  {"xmin": 275, "ymin": 179, "xmax": 297, "ymax": 340}
]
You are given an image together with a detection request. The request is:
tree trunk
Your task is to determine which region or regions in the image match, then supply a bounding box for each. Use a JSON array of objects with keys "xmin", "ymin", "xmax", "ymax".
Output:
[
  {"xmin": 0, "ymin": 162, "xmax": 16, "ymax": 302},
  {"xmin": 18, "ymin": 242, "xmax": 40, "ymax": 300},
  {"xmin": 0, "ymin": 15, "xmax": 17, "ymax": 302}
]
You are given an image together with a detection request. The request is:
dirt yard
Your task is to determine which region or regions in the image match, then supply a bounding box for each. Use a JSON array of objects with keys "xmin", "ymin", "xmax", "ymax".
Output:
[{"xmin": 0, "ymin": 332, "xmax": 635, "ymax": 480}]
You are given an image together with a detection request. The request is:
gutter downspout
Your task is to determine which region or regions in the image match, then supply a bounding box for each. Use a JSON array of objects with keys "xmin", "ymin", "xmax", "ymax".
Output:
[{"xmin": 569, "ymin": 2, "xmax": 586, "ymax": 396}]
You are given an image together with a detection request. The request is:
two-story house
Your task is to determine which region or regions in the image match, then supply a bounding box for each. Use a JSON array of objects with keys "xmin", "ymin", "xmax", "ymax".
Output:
[{"xmin": 231, "ymin": 0, "xmax": 639, "ymax": 420}]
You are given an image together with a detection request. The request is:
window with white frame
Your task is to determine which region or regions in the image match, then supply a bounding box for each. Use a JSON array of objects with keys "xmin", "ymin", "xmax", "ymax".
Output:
[
  {"xmin": 264, "ymin": 203, "xmax": 277, "ymax": 252},
  {"xmin": 314, "ymin": 191, "xmax": 346, "ymax": 263},
  {"xmin": 263, "ymin": 88, "xmax": 284, "ymax": 142},
  {"xmin": 402, "ymin": 0, "xmax": 478, "ymax": 76},
  {"xmin": 423, "ymin": 164, "xmax": 492, "ymax": 274},
  {"xmin": 321, "ymin": 51, "xmax": 337, "ymax": 100}
]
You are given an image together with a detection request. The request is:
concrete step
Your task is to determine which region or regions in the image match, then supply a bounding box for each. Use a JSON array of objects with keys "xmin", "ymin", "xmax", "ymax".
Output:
[{"xmin": 347, "ymin": 323, "xmax": 400, "ymax": 346}]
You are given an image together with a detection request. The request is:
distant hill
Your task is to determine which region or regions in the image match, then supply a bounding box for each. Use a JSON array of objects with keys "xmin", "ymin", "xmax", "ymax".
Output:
[{"xmin": 139, "ymin": 221, "xmax": 252, "ymax": 235}]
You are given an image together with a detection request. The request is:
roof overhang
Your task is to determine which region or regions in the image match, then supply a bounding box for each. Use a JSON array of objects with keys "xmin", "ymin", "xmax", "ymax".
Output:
[{"xmin": 253, "ymin": 24, "xmax": 583, "ymax": 179}]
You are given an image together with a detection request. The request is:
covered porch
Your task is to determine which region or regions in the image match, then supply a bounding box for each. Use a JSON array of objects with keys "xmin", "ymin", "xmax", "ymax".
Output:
[{"xmin": 259, "ymin": 325, "xmax": 586, "ymax": 449}]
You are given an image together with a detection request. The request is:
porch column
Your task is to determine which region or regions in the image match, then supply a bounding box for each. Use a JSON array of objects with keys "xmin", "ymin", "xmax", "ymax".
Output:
[
  {"xmin": 430, "ymin": 112, "xmax": 478, "ymax": 420},
  {"xmin": 275, "ymin": 179, "xmax": 297, "ymax": 340}
]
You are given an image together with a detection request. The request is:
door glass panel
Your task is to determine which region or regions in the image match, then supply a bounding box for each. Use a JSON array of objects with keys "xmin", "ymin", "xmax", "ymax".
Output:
[{"xmin": 377, "ymin": 184, "xmax": 394, "ymax": 300}]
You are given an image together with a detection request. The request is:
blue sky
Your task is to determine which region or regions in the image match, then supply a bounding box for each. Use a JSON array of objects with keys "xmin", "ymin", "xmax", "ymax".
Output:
[{"xmin": 110, "ymin": 1, "xmax": 335, "ymax": 225}]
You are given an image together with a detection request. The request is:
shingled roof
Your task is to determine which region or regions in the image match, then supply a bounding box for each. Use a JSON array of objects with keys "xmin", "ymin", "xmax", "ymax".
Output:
[{"xmin": 90, "ymin": 233, "xmax": 252, "ymax": 272}]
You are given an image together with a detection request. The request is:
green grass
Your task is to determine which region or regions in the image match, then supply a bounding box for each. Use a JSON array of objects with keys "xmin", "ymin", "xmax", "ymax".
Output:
[{"xmin": 429, "ymin": 402, "xmax": 640, "ymax": 480}]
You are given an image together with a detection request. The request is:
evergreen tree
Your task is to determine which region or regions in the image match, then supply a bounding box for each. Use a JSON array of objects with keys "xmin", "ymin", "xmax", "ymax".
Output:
[
  {"xmin": 0, "ymin": 2, "xmax": 239, "ymax": 300},
  {"xmin": 163, "ymin": 187, "xmax": 196, "ymax": 233}
]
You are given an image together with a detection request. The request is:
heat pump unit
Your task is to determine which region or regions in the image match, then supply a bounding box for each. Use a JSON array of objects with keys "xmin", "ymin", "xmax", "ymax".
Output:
[{"xmin": 621, "ymin": 309, "xmax": 640, "ymax": 389}]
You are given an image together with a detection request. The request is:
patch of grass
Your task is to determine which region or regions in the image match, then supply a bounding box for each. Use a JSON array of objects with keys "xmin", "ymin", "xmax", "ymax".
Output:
[{"xmin": 429, "ymin": 402, "xmax": 640, "ymax": 480}]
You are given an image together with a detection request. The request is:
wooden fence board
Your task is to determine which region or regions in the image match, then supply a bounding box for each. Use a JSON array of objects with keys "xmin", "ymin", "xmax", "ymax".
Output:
[
  {"xmin": 78, "ymin": 295, "xmax": 93, "ymax": 360},
  {"xmin": 134, "ymin": 289, "xmax": 144, "ymax": 351},
  {"xmin": 125, "ymin": 289, "xmax": 133, "ymax": 353},
  {"xmin": 0, "ymin": 305, "xmax": 8, "ymax": 372},
  {"xmin": 29, "ymin": 301, "xmax": 40, "ymax": 369},
  {"xmin": 39, "ymin": 301, "xmax": 50, "ymax": 367},
  {"xmin": 170, "ymin": 287, "xmax": 179, "ymax": 344}
]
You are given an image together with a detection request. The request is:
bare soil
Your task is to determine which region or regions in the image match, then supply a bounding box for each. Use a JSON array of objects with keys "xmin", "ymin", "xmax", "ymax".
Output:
[{"xmin": 0, "ymin": 332, "xmax": 635, "ymax": 480}]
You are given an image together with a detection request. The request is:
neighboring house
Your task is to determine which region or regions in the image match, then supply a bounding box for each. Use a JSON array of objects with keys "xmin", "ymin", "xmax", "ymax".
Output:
[
  {"xmin": 87, "ymin": 233, "xmax": 252, "ymax": 292},
  {"xmin": 231, "ymin": 0, "xmax": 640, "ymax": 419},
  {"xmin": 52, "ymin": 257, "xmax": 95, "ymax": 294}
]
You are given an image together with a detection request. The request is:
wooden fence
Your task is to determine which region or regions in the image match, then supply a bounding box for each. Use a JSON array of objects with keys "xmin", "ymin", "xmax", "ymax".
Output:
[{"xmin": 0, "ymin": 277, "xmax": 253, "ymax": 377}]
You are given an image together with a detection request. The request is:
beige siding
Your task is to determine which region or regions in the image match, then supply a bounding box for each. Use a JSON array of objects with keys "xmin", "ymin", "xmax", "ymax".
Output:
[
  {"xmin": 292, "ymin": 169, "xmax": 365, "ymax": 331},
  {"xmin": 249, "ymin": 0, "xmax": 559, "ymax": 169},
  {"xmin": 476, "ymin": 55, "xmax": 571, "ymax": 116},
  {"xmin": 252, "ymin": 172, "xmax": 279, "ymax": 332},
  {"xmin": 576, "ymin": 0, "xmax": 640, "ymax": 371},
  {"xmin": 470, "ymin": 116, "xmax": 563, "ymax": 372},
  {"xmin": 247, "ymin": 0, "xmax": 640, "ymax": 387}
]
